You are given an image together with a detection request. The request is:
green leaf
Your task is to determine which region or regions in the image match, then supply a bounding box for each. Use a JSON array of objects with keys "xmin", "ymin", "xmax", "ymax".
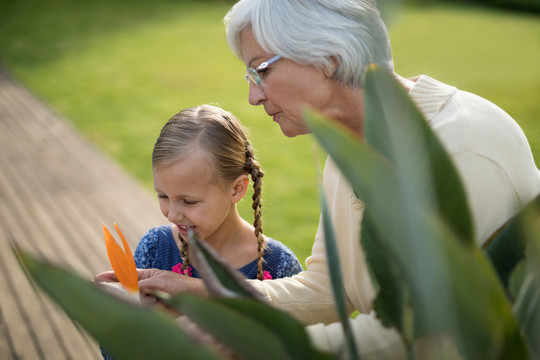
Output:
[
  {"xmin": 169, "ymin": 294, "xmax": 295, "ymax": 360},
  {"xmin": 362, "ymin": 68, "xmax": 519, "ymax": 358},
  {"xmin": 436, "ymin": 221, "xmax": 527, "ymax": 360},
  {"xmin": 364, "ymin": 64, "xmax": 473, "ymax": 244},
  {"xmin": 304, "ymin": 108, "xmax": 415, "ymax": 343},
  {"xmin": 304, "ymin": 106, "xmax": 420, "ymax": 341},
  {"xmin": 360, "ymin": 63, "xmax": 473, "ymax": 345},
  {"xmin": 215, "ymin": 298, "xmax": 336, "ymax": 360},
  {"xmin": 14, "ymin": 249, "xmax": 218, "ymax": 360},
  {"xmin": 304, "ymin": 65, "xmax": 528, "ymax": 359},
  {"xmin": 303, "ymin": 109, "xmax": 398, "ymax": 223},
  {"xmin": 180, "ymin": 233, "xmax": 335, "ymax": 359},
  {"xmin": 360, "ymin": 210, "xmax": 418, "ymax": 343},
  {"xmin": 362, "ymin": 67, "xmax": 525, "ymax": 359},
  {"xmin": 509, "ymin": 260, "xmax": 527, "ymax": 301},
  {"xmin": 484, "ymin": 194, "xmax": 540, "ymax": 288},
  {"xmin": 318, "ymin": 178, "xmax": 360, "ymax": 360},
  {"xmin": 511, "ymin": 205, "xmax": 540, "ymax": 358},
  {"xmin": 187, "ymin": 230, "xmax": 266, "ymax": 301}
]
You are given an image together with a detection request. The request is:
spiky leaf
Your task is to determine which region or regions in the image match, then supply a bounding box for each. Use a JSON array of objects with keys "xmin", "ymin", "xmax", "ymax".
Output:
[
  {"xmin": 14, "ymin": 248, "xmax": 218, "ymax": 360},
  {"xmin": 169, "ymin": 294, "xmax": 294, "ymax": 360},
  {"xmin": 304, "ymin": 65, "xmax": 528, "ymax": 359}
]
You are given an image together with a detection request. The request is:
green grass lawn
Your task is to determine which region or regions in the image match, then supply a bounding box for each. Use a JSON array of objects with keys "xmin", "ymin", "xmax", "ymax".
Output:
[{"xmin": 1, "ymin": 0, "xmax": 539, "ymax": 264}]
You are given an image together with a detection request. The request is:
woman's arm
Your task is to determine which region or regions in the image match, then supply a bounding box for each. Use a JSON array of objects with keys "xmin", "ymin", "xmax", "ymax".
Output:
[{"xmin": 306, "ymin": 312, "xmax": 407, "ymax": 360}]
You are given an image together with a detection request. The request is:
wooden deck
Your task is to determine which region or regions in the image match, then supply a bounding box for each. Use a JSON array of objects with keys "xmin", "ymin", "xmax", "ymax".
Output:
[{"xmin": 0, "ymin": 65, "xmax": 168, "ymax": 359}]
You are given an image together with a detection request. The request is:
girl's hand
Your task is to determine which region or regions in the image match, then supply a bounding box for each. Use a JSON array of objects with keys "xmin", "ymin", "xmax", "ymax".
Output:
[
  {"xmin": 94, "ymin": 268, "xmax": 208, "ymax": 306},
  {"xmin": 136, "ymin": 268, "xmax": 208, "ymax": 305},
  {"xmin": 95, "ymin": 270, "xmax": 239, "ymax": 358},
  {"xmin": 93, "ymin": 270, "xmax": 119, "ymax": 283}
]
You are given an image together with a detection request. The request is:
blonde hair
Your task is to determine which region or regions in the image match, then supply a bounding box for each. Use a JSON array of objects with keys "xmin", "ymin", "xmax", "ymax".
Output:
[{"xmin": 152, "ymin": 105, "xmax": 266, "ymax": 280}]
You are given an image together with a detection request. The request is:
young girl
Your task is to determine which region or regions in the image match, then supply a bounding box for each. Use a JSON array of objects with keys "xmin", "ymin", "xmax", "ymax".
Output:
[
  {"xmin": 101, "ymin": 105, "xmax": 302, "ymax": 359},
  {"xmin": 134, "ymin": 104, "xmax": 302, "ymax": 281}
]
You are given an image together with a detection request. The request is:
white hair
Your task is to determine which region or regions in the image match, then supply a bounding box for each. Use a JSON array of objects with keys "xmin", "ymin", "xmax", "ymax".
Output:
[{"xmin": 224, "ymin": 0, "xmax": 394, "ymax": 89}]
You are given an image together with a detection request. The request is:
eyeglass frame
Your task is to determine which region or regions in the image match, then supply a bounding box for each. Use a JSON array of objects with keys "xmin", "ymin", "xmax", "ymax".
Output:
[{"xmin": 244, "ymin": 55, "xmax": 282, "ymax": 86}]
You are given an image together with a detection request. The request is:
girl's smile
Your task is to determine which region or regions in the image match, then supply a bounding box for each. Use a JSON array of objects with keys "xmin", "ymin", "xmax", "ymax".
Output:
[
  {"xmin": 176, "ymin": 224, "xmax": 196, "ymax": 237},
  {"xmin": 153, "ymin": 149, "xmax": 236, "ymax": 247}
]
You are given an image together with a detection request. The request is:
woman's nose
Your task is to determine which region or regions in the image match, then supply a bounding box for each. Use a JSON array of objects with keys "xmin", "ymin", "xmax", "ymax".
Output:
[{"xmin": 248, "ymin": 83, "xmax": 266, "ymax": 106}]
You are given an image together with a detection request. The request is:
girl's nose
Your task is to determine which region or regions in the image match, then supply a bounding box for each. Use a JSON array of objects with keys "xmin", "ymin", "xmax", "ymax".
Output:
[
  {"xmin": 248, "ymin": 83, "xmax": 266, "ymax": 106},
  {"xmin": 166, "ymin": 203, "xmax": 184, "ymax": 224}
]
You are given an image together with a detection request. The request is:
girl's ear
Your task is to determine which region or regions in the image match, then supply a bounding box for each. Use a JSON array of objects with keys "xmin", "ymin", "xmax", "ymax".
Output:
[{"xmin": 231, "ymin": 174, "xmax": 249, "ymax": 204}]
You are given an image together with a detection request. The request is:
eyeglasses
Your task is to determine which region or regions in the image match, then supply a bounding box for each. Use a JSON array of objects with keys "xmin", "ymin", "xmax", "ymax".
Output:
[{"xmin": 244, "ymin": 55, "xmax": 282, "ymax": 86}]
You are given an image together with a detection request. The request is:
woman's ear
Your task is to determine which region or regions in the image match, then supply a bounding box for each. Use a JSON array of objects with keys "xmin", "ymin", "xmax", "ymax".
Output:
[
  {"xmin": 323, "ymin": 56, "xmax": 339, "ymax": 78},
  {"xmin": 231, "ymin": 174, "xmax": 249, "ymax": 204}
]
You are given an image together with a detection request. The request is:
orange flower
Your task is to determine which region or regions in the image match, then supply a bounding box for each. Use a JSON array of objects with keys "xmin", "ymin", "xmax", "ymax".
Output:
[{"xmin": 103, "ymin": 223, "xmax": 139, "ymax": 294}]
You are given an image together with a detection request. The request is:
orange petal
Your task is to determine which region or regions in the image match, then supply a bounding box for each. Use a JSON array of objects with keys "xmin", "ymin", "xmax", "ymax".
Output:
[
  {"xmin": 103, "ymin": 223, "xmax": 139, "ymax": 293},
  {"xmin": 114, "ymin": 223, "xmax": 135, "ymax": 262},
  {"xmin": 113, "ymin": 222, "xmax": 138, "ymax": 292}
]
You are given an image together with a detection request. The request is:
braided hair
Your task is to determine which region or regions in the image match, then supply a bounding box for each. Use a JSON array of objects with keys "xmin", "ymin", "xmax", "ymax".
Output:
[
  {"xmin": 245, "ymin": 142, "xmax": 265, "ymax": 280},
  {"xmin": 152, "ymin": 105, "xmax": 266, "ymax": 280}
]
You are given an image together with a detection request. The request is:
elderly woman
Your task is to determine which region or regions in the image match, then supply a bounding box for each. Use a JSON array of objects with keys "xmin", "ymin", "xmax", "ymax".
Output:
[
  {"xmin": 96, "ymin": 0, "xmax": 540, "ymax": 358},
  {"xmin": 224, "ymin": 0, "xmax": 540, "ymax": 349}
]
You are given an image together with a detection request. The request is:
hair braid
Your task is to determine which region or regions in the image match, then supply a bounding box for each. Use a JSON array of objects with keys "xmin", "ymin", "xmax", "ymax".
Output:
[
  {"xmin": 245, "ymin": 143, "xmax": 265, "ymax": 280},
  {"xmin": 177, "ymin": 232, "xmax": 190, "ymax": 273},
  {"xmin": 154, "ymin": 105, "xmax": 266, "ymax": 280}
]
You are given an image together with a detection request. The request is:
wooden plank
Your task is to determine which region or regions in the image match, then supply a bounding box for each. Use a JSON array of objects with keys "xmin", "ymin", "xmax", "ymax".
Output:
[
  {"xmin": 0, "ymin": 74, "xmax": 101, "ymax": 359},
  {"xmin": 0, "ymin": 233, "xmax": 47, "ymax": 359},
  {"xmin": 0, "ymin": 65, "xmax": 168, "ymax": 360}
]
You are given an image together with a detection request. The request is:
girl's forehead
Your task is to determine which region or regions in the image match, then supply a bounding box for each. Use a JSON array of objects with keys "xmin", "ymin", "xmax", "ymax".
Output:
[
  {"xmin": 154, "ymin": 151, "xmax": 224, "ymax": 190},
  {"xmin": 157, "ymin": 147, "xmax": 213, "ymax": 170},
  {"xmin": 184, "ymin": 148, "xmax": 212, "ymax": 164}
]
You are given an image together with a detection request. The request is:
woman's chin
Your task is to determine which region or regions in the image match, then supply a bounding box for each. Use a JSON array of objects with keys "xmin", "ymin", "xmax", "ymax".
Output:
[{"xmin": 278, "ymin": 123, "xmax": 309, "ymax": 138}]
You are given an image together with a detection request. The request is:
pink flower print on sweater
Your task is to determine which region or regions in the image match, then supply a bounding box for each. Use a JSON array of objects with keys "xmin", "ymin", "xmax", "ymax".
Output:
[
  {"xmin": 172, "ymin": 263, "xmax": 272, "ymax": 280},
  {"xmin": 172, "ymin": 263, "xmax": 193, "ymax": 277}
]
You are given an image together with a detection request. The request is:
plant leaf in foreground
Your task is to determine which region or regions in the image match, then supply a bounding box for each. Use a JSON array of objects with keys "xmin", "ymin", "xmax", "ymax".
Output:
[
  {"xmin": 511, "ymin": 206, "xmax": 540, "ymax": 359},
  {"xmin": 170, "ymin": 293, "xmax": 294, "ymax": 360},
  {"xmin": 214, "ymin": 297, "xmax": 336, "ymax": 360},
  {"xmin": 14, "ymin": 248, "xmax": 218, "ymax": 360},
  {"xmin": 317, "ymin": 178, "xmax": 359, "ymax": 360},
  {"xmin": 304, "ymin": 65, "xmax": 529, "ymax": 358},
  {"xmin": 188, "ymin": 230, "xmax": 267, "ymax": 302}
]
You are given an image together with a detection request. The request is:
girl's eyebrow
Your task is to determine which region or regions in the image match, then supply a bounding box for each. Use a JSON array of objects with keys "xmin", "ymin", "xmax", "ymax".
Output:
[{"xmin": 154, "ymin": 189, "xmax": 196, "ymax": 199}]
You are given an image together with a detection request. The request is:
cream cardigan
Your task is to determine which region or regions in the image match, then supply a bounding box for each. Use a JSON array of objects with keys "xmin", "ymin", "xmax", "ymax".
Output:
[{"xmin": 248, "ymin": 75, "xmax": 540, "ymax": 358}]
